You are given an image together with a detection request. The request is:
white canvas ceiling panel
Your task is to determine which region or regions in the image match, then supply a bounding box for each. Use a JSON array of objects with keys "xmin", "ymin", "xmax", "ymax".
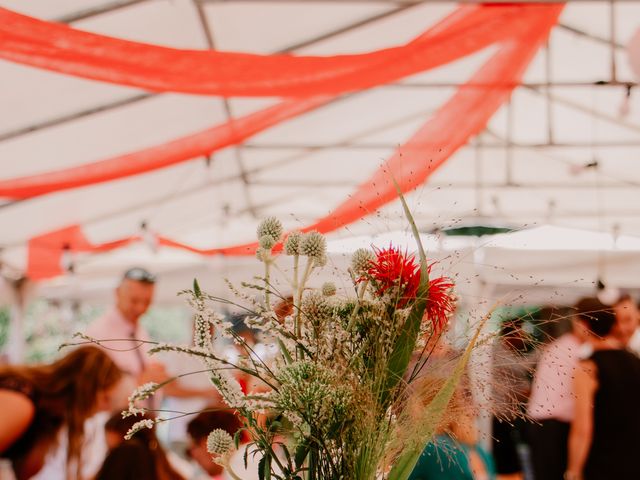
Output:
[
  {"xmin": 0, "ymin": 61, "xmax": 139, "ymax": 136},
  {"xmin": 427, "ymin": 147, "xmax": 508, "ymax": 186},
  {"xmin": 75, "ymin": 0, "xmax": 205, "ymax": 49},
  {"xmin": 203, "ymin": 1, "xmax": 392, "ymax": 54},
  {"xmin": 248, "ymin": 86, "xmax": 454, "ymax": 146},
  {"xmin": 0, "ymin": 161, "xmax": 213, "ymax": 246},
  {"xmin": 0, "ymin": 94, "xmax": 227, "ymax": 177},
  {"xmin": 509, "ymin": 88, "xmax": 551, "ymax": 144},
  {"xmin": 550, "ymin": 29, "xmax": 611, "ymax": 82},
  {"xmin": 248, "ymin": 146, "xmax": 391, "ymax": 187},
  {"xmin": 297, "ymin": 3, "xmax": 455, "ymax": 55},
  {"xmin": 0, "ymin": 0, "xmax": 106, "ymax": 20}
]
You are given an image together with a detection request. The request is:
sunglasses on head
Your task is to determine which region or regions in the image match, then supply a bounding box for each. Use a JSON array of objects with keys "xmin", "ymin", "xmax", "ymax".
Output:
[{"xmin": 123, "ymin": 267, "xmax": 156, "ymax": 284}]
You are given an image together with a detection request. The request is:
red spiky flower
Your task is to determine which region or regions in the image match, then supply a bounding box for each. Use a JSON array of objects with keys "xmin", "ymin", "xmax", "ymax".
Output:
[
  {"xmin": 363, "ymin": 245, "xmax": 456, "ymax": 332},
  {"xmin": 365, "ymin": 245, "xmax": 420, "ymax": 307}
]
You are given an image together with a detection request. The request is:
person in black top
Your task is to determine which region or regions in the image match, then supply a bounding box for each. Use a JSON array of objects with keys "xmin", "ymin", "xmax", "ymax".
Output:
[
  {"xmin": 95, "ymin": 411, "xmax": 185, "ymax": 480},
  {"xmin": 566, "ymin": 298, "xmax": 640, "ymax": 480}
]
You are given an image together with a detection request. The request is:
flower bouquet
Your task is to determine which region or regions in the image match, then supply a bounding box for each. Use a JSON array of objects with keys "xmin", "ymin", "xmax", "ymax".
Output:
[{"xmin": 125, "ymin": 196, "xmax": 483, "ymax": 480}]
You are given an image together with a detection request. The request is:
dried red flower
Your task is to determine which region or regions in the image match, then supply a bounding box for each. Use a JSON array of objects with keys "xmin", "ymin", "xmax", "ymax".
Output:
[
  {"xmin": 365, "ymin": 245, "xmax": 420, "ymax": 307},
  {"xmin": 425, "ymin": 274, "xmax": 456, "ymax": 334},
  {"xmin": 363, "ymin": 244, "xmax": 455, "ymax": 331}
]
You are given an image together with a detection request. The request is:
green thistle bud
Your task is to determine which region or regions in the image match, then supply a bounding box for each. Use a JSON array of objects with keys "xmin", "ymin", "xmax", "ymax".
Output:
[
  {"xmin": 322, "ymin": 282, "xmax": 337, "ymax": 297},
  {"xmin": 284, "ymin": 231, "xmax": 303, "ymax": 255},
  {"xmin": 257, "ymin": 217, "xmax": 283, "ymax": 242},
  {"xmin": 351, "ymin": 248, "xmax": 375, "ymax": 275},
  {"xmin": 300, "ymin": 231, "xmax": 326, "ymax": 260},
  {"xmin": 207, "ymin": 428, "xmax": 233, "ymax": 455},
  {"xmin": 259, "ymin": 234, "xmax": 276, "ymax": 250}
]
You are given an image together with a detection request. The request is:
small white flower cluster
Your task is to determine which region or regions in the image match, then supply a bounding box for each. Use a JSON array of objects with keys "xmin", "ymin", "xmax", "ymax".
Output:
[
  {"xmin": 128, "ymin": 382, "xmax": 159, "ymax": 405},
  {"xmin": 124, "ymin": 418, "xmax": 156, "ymax": 440}
]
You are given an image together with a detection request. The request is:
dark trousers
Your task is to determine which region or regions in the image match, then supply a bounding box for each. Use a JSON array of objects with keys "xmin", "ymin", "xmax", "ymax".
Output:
[
  {"xmin": 492, "ymin": 416, "xmax": 525, "ymax": 474},
  {"xmin": 526, "ymin": 419, "xmax": 570, "ymax": 480}
]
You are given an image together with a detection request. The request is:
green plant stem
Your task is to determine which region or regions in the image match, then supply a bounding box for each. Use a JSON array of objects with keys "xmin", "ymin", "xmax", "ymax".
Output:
[
  {"xmin": 295, "ymin": 257, "xmax": 315, "ymax": 340},
  {"xmin": 347, "ymin": 281, "xmax": 368, "ymax": 332},
  {"xmin": 219, "ymin": 455, "xmax": 243, "ymax": 480},
  {"xmin": 264, "ymin": 258, "xmax": 272, "ymax": 310}
]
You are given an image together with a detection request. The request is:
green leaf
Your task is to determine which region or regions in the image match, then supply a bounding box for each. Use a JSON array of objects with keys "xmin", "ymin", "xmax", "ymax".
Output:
[
  {"xmin": 258, "ymin": 456, "xmax": 266, "ymax": 480},
  {"xmin": 233, "ymin": 430, "xmax": 242, "ymax": 450},
  {"xmin": 381, "ymin": 179, "xmax": 430, "ymax": 404},
  {"xmin": 193, "ymin": 278, "xmax": 202, "ymax": 297},
  {"xmin": 387, "ymin": 314, "xmax": 488, "ymax": 480},
  {"xmin": 277, "ymin": 338, "xmax": 293, "ymax": 365},
  {"xmin": 294, "ymin": 439, "xmax": 310, "ymax": 469}
]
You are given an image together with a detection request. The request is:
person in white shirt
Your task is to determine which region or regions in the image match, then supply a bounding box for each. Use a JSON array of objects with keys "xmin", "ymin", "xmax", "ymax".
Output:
[{"xmin": 86, "ymin": 267, "xmax": 166, "ymax": 383}]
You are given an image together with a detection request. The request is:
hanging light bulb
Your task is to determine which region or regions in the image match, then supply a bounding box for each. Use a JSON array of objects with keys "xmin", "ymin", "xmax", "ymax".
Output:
[
  {"xmin": 60, "ymin": 243, "xmax": 75, "ymax": 274},
  {"xmin": 618, "ymin": 84, "xmax": 632, "ymax": 118},
  {"xmin": 596, "ymin": 278, "xmax": 620, "ymax": 306},
  {"xmin": 140, "ymin": 221, "xmax": 159, "ymax": 254}
]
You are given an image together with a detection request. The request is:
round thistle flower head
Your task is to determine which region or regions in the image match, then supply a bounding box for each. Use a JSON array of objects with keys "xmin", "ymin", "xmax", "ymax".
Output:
[
  {"xmin": 302, "ymin": 290, "xmax": 333, "ymax": 324},
  {"xmin": 257, "ymin": 217, "xmax": 283, "ymax": 243},
  {"xmin": 351, "ymin": 248, "xmax": 375, "ymax": 276},
  {"xmin": 322, "ymin": 282, "xmax": 336, "ymax": 297},
  {"xmin": 259, "ymin": 234, "xmax": 276, "ymax": 250},
  {"xmin": 256, "ymin": 247, "xmax": 269, "ymax": 263},
  {"xmin": 300, "ymin": 231, "xmax": 326, "ymax": 260},
  {"xmin": 284, "ymin": 231, "xmax": 303, "ymax": 256},
  {"xmin": 207, "ymin": 428, "xmax": 234, "ymax": 456}
]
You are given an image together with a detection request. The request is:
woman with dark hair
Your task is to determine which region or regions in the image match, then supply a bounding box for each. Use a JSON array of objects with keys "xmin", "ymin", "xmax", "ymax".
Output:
[
  {"xmin": 96, "ymin": 411, "xmax": 185, "ymax": 480},
  {"xmin": 566, "ymin": 299, "xmax": 640, "ymax": 480},
  {"xmin": 0, "ymin": 346, "xmax": 123, "ymax": 479}
]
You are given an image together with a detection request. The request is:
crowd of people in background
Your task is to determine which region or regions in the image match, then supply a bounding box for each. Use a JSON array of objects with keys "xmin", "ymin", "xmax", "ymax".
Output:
[{"xmin": 1, "ymin": 266, "xmax": 640, "ymax": 480}]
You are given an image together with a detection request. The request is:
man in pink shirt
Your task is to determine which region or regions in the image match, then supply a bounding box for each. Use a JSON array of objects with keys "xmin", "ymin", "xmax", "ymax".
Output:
[
  {"xmin": 526, "ymin": 302, "xmax": 590, "ymax": 480},
  {"xmin": 86, "ymin": 267, "xmax": 165, "ymax": 383}
]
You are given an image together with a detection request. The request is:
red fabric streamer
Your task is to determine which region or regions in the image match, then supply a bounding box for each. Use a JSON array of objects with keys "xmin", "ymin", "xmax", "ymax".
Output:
[
  {"xmin": 308, "ymin": 4, "xmax": 564, "ymax": 235},
  {"xmin": 24, "ymin": 4, "xmax": 564, "ymax": 279},
  {"xmin": 27, "ymin": 226, "xmax": 136, "ymax": 280},
  {"xmin": 0, "ymin": 5, "xmax": 552, "ymax": 200},
  {"xmin": 1, "ymin": 4, "xmax": 549, "ymax": 96},
  {"xmin": 0, "ymin": 96, "xmax": 331, "ymax": 199}
]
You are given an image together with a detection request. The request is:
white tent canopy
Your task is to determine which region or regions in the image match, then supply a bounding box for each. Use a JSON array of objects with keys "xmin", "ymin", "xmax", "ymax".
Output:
[{"xmin": 0, "ymin": 0, "xmax": 640, "ymax": 302}]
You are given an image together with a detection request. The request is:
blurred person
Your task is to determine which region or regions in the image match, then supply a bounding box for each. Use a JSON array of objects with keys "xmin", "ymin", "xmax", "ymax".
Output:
[
  {"xmin": 407, "ymin": 326, "xmax": 495, "ymax": 480},
  {"xmin": 566, "ymin": 301, "xmax": 640, "ymax": 480},
  {"xmin": 0, "ymin": 346, "xmax": 123, "ymax": 479},
  {"xmin": 612, "ymin": 293, "xmax": 640, "ymax": 355},
  {"xmin": 95, "ymin": 411, "xmax": 185, "ymax": 480},
  {"xmin": 86, "ymin": 267, "xmax": 167, "ymax": 385},
  {"xmin": 158, "ymin": 318, "xmax": 222, "ymax": 452},
  {"xmin": 490, "ymin": 319, "xmax": 537, "ymax": 480},
  {"xmin": 186, "ymin": 408, "xmax": 247, "ymax": 479},
  {"xmin": 526, "ymin": 300, "xmax": 591, "ymax": 480}
]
